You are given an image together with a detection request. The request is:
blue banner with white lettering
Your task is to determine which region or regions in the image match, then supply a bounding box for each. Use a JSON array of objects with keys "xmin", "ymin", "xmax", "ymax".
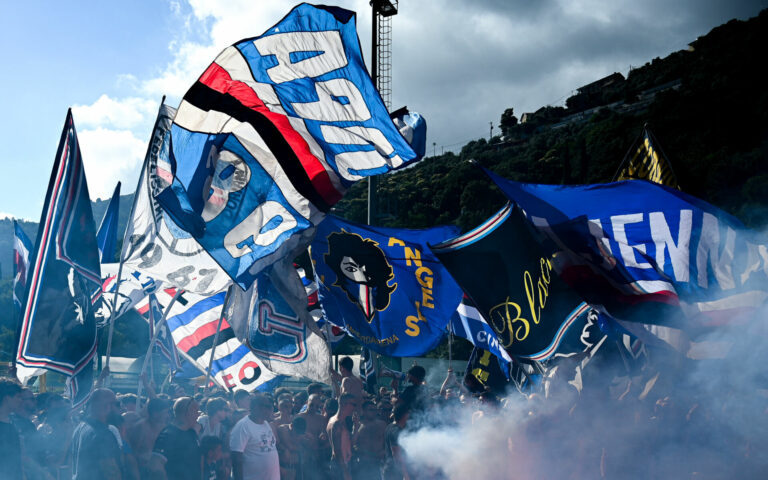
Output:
[
  {"xmin": 159, "ymin": 4, "xmax": 422, "ymax": 289},
  {"xmin": 483, "ymin": 167, "xmax": 768, "ymax": 327},
  {"xmin": 311, "ymin": 216, "xmax": 462, "ymax": 357}
]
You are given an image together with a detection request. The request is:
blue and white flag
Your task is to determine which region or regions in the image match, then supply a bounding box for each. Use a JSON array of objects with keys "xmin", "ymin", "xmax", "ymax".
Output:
[
  {"xmin": 96, "ymin": 182, "xmax": 121, "ymax": 263},
  {"xmin": 16, "ymin": 110, "xmax": 101, "ymax": 387},
  {"xmin": 162, "ymin": 288, "xmax": 277, "ymax": 391},
  {"xmin": 95, "ymin": 263, "xmax": 160, "ymax": 325},
  {"xmin": 159, "ymin": 4, "xmax": 423, "ymax": 289},
  {"xmin": 483, "ymin": 168, "xmax": 768, "ymax": 327},
  {"xmin": 450, "ymin": 295, "xmax": 513, "ymax": 367},
  {"xmin": 12, "ymin": 220, "xmax": 33, "ymax": 314},
  {"xmin": 312, "ymin": 216, "xmax": 462, "ymax": 357},
  {"xmin": 225, "ymin": 259, "xmax": 331, "ymax": 384}
]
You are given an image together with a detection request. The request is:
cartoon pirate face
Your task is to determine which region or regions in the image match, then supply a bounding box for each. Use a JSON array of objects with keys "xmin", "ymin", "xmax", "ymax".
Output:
[{"xmin": 325, "ymin": 231, "xmax": 396, "ymax": 322}]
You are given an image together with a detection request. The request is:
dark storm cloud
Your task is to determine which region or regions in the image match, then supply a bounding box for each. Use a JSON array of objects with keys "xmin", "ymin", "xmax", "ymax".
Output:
[{"xmin": 389, "ymin": 0, "xmax": 768, "ymax": 151}]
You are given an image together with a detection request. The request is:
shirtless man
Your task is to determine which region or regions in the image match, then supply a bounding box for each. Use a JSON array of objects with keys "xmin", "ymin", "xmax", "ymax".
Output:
[
  {"xmin": 326, "ymin": 393, "xmax": 357, "ymax": 480},
  {"xmin": 273, "ymin": 394, "xmax": 294, "ymax": 427},
  {"xmin": 125, "ymin": 398, "xmax": 170, "ymax": 478},
  {"xmin": 276, "ymin": 416, "xmax": 307, "ymax": 480},
  {"xmin": 297, "ymin": 394, "xmax": 329, "ymax": 480},
  {"xmin": 352, "ymin": 400, "xmax": 387, "ymax": 480},
  {"xmin": 338, "ymin": 357, "xmax": 364, "ymax": 404}
]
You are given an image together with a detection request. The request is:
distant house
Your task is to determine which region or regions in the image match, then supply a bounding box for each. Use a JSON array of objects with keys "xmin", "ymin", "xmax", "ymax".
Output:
[
  {"xmin": 576, "ymin": 72, "xmax": 626, "ymax": 96},
  {"xmin": 520, "ymin": 112, "xmax": 534, "ymax": 124}
]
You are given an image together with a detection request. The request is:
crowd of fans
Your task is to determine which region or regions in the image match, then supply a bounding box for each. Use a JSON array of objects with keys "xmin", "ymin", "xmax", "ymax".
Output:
[
  {"xmin": 0, "ymin": 357, "xmax": 449, "ymax": 480},
  {"xmin": 1, "ymin": 349, "xmax": 765, "ymax": 480}
]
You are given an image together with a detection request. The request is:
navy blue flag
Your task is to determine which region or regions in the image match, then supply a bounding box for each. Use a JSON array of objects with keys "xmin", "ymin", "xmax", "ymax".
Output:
[
  {"xmin": 312, "ymin": 216, "xmax": 462, "ymax": 357},
  {"xmin": 159, "ymin": 4, "xmax": 423, "ymax": 289},
  {"xmin": 12, "ymin": 220, "xmax": 33, "ymax": 314},
  {"xmin": 483, "ymin": 167, "xmax": 768, "ymax": 327},
  {"xmin": 96, "ymin": 182, "xmax": 121, "ymax": 263},
  {"xmin": 432, "ymin": 203, "xmax": 587, "ymax": 361},
  {"xmin": 16, "ymin": 110, "xmax": 101, "ymax": 384}
]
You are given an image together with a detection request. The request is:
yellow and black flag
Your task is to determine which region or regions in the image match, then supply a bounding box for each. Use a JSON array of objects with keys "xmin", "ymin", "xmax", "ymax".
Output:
[{"xmin": 615, "ymin": 127, "xmax": 679, "ymax": 189}]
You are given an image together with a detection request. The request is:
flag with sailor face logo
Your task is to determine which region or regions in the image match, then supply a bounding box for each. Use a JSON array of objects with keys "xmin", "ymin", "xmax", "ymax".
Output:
[
  {"xmin": 158, "ymin": 4, "xmax": 423, "ymax": 289},
  {"xmin": 311, "ymin": 216, "xmax": 462, "ymax": 357},
  {"xmin": 121, "ymin": 103, "xmax": 230, "ymax": 296}
]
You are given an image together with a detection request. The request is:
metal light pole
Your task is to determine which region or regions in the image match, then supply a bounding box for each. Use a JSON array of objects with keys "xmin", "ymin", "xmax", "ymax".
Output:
[{"xmin": 368, "ymin": 0, "xmax": 398, "ymax": 226}]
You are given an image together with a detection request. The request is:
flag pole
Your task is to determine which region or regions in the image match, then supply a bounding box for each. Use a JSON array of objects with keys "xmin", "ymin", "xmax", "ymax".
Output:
[
  {"xmin": 447, "ymin": 323, "xmax": 453, "ymax": 371},
  {"xmin": 104, "ymin": 96, "xmax": 167, "ymax": 375},
  {"xmin": 203, "ymin": 285, "xmax": 234, "ymax": 395},
  {"xmin": 136, "ymin": 288, "xmax": 181, "ymax": 407}
]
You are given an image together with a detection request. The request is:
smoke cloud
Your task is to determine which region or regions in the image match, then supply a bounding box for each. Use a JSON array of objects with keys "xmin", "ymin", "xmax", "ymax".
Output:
[{"xmin": 400, "ymin": 306, "xmax": 768, "ymax": 479}]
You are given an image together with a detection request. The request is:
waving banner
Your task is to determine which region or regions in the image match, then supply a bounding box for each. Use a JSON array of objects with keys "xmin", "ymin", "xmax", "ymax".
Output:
[
  {"xmin": 225, "ymin": 259, "xmax": 331, "ymax": 384},
  {"xmin": 159, "ymin": 4, "xmax": 422, "ymax": 289},
  {"xmin": 161, "ymin": 289, "xmax": 277, "ymax": 391},
  {"xmin": 483, "ymin": 168, "xmax": 768, "ymax": 326},
  {"xmin": 432, "ymin": 203, "xmax": 586, "ymax": 361},
  {"xmin": 450, "ymin": 295, "xmax": 512, "ymax": 368},
  {"xmin": 121, "ymin": 103, "xmax": 230, "ymax": 296},
  {"xmin": 312, "ymin": 216, "xmax": 461, "ymax": 357},
  {"xmin": 16, "ymin": 111, "xmax": 101, "ymax": 384}
]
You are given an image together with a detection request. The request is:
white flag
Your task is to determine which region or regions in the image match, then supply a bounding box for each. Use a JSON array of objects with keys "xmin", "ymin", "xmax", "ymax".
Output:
[{"xmin": 121, "ymin": 104, "xmax": 230, "ymax": 295}]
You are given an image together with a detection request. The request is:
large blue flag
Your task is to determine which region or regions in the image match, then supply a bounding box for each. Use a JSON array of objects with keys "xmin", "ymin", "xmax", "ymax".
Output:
[
  {"xmin": 483, "ymin": 167, "xmax": 768, "ymax": 327},
  {"xmin": 311, "ymin": 216, "xmax": 462, "ymax": 357},
  {"xmin": 16, "ymin": 110, "xmax": 101, "ymax": 385},
  {"xmin": 158, "ymin": 4, "xmax": 423, "ymax": 289},
  {"xmin": 96, "ymin": 182, "xmax": 121, "ymax": 263}
]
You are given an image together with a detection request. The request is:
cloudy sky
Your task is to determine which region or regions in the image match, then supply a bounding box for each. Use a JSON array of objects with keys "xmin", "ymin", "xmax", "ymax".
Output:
[{"xmin": 1, "ymin": 0, "xmax": 765, "ymax": 220}]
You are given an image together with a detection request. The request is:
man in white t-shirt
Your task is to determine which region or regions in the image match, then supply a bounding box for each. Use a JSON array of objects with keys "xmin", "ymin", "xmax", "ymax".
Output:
[{"xmin": 230, "ymin": 394, "xmax": 279, "ymax": 480}]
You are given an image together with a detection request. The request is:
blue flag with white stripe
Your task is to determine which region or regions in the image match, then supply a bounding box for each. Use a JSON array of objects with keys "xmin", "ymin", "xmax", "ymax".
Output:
[{"xmin": 450, "ymin": 295, "xmax": 512, "ymax": 369}]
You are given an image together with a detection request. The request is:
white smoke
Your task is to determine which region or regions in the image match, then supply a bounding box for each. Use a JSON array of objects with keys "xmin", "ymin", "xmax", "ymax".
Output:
[{"xmin": 400, "ymin": 305, "xmax": 768, "ymax": 479}]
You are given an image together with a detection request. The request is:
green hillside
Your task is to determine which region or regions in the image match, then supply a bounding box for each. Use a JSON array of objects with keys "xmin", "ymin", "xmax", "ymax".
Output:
[{"xmin": 335, "ymin": 10, "xmax": 768, "ymax": 232}]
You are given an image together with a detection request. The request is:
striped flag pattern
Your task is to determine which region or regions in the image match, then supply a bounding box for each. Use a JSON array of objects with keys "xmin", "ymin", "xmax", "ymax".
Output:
[{"xmin": 160, "ymin": 289, "xmax": 277, "ymax": 391}]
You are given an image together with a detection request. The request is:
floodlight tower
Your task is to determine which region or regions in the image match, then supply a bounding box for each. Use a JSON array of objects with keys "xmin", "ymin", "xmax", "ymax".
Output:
[{"xmin": 368, "ymin": 0, "xmax": 398, "ymax": 226}]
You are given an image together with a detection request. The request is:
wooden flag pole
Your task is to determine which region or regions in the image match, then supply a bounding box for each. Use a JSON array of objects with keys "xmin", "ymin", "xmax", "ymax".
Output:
[
  {"xmin": 104, "ymin": 96, "xmax": 167, "ymax": 375},
  {"xmin": 203, "ymin": 286, "xmax": 234, "ymax": 395}
]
